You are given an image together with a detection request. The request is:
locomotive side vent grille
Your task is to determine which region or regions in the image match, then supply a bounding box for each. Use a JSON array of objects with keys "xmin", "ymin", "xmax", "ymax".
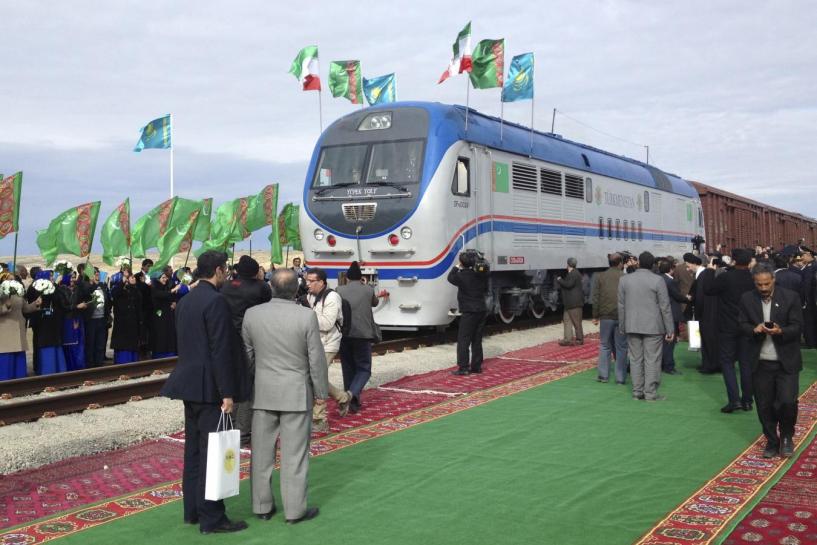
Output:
[
  {"xmin": 564, "ymin": 174, "xmax": 585, "ymax": 200},
  {"xmin": 342, "ymin": 203, "xmax": 377, "ymax": 222},
  {"xmin": 511, "ymin": 162, "xmax": 538, "ymax": 192},
  {"xmin": 540, "ymin": 168, "xmax": 562, "ymax": 196}
]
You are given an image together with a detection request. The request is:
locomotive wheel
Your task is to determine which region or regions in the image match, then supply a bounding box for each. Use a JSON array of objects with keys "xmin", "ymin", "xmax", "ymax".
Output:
[
  {"xmin": 497, "ymin": 306, "xmax": 515, "ymax": 324},
  {"xmin": 528, "ymin": 296, "xmax": 546, "ymax": 319}
]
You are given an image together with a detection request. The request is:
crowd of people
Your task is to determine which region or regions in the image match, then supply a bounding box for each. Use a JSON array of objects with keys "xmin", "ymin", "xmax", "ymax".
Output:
[{"xmin": 564, "ymin": 243, "xmax": 810, "ymax": 462}]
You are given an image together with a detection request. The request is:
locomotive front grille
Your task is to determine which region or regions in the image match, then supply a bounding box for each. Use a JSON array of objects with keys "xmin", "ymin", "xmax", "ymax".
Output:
[{"xmin": 342, "ymin": 203, "xmax": 377, "ymax": 222}]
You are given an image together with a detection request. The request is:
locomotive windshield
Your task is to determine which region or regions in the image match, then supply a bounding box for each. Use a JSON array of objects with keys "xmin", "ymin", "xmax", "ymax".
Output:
[{"xmin": 312, "ymin": 139, "xmax": 424, "ymax": 188}]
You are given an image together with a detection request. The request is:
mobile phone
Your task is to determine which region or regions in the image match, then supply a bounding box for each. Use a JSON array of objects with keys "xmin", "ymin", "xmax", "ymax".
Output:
[{"xmin": 764, "ymin": 321, "xmax": 774, "ymax": 329}]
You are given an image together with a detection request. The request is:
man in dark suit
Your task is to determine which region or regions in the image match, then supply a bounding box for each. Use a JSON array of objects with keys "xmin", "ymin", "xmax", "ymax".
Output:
[
  {"xmin": 684, "ymin": 253, "xmax": 720, "ymax": 373},
  {"xmin": 774, "ymin": 255, "xmax": 804, "ymax": 305},
  {"xmin": 799, "ymin": 250, "xmax": 816, "ymax": 347},
  {"xmin": 160, "ymin": 251, "xmax": 248, "ymax": 534},
  {"xmin": 705, "ymin": 249, "xmax": 757, "ymax": 413},
  {"xmin": 738, "ymin": 262, "xmax": 803, "ymax": 459},
  {"xmin": 658, "ymin": 259, "xmax": 687, "ymax": 375},
  {"xmin": 447, "ymin": 251, "xmax": 489, "ymax": 375}
]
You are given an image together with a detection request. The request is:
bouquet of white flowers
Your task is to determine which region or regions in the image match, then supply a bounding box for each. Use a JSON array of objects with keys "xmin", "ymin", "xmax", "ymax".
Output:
[
  {"xmin": 181, "ymin": 273, "xmax": 194, "ymax": 285},
  {"xmin": 115, "ymin": 256, "xmax": 131, "ymax": 269},
  {"xmin": 33, "ymin": 278, "xmax": 56, "ymax": 295},
  {"xmin": 90, "ymin": 288, "xmax": 105, "ymax": 308},
  {"xmin": 54, "ymin": 259, "xmax": 74, "ymax": 277},
  {"xmin": 0, "ymin": 280, "xmax": 25, "ymax": 298}
]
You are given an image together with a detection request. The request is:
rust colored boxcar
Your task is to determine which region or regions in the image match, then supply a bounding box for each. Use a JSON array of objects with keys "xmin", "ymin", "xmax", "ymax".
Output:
[{"xmin": 692, "ymin": 181, "xmax": 817, "ymax": 251}]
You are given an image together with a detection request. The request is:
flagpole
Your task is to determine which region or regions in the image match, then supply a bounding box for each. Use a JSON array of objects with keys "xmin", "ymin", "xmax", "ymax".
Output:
[
  {"xmin": 530, "ymin": 98, "xmax": 535, "ymax": 156},
  {"xmin": 317, "ymin": 89, "xmax": 323, "ymax": 132},
  {"xmin": 465, "ymin": 76, "xmax": 470, "ymax": 132},
  {"xmin": 500, "ymin": 100, "xmax": 504, "ymax": 143},
  {"xmin": 170, "ymin": 113, "xmax": 174, "ymax": 198},
  {"xmin": 12, "ymin": 232, "xmax": 19, "ymax": 273}
]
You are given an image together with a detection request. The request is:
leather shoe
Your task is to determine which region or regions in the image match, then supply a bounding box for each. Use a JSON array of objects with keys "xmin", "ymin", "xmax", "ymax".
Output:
[
  {"xmin": 469, "ymin": 368, "xmax": 483, "ymax": 374},
  {"xmin": 286, "ymin": 507, "xmax": 319, "ymax": 525},
  {"xmin": 256, "ymin": 507, "xmax": 277, "ymax": 521},
  {"xmin": 632, "ymin": 394, "xmax": 645, "ymax": 400},
  {"xmin": 451, "ymin": 369, "xmax": 470, "ymax": 376},
  {"xmin": 596, "ymin": 376, "xmax": 609, "ymax": 383},
  {"xmin": 645, "ymin": 395, "xmax": 667, "ymax": 402},
  {"xmin": 337, "ymin": 392, "xmax": 352, "ymax": 417},
  {"xmin": 200, "ymin": 520, "xmax": 248, "ymax": 534},
  {"xmin": 184, "ymin": 517, "xmax": 198, "ymax": 525},
  {"xmin": 720, "ymin": 403, "xmax": 741, "ymax": 414},
  {"xmin": 664, "ymin": 369, "xmax": 682, "ymax": 375},
  {"xmin": 741, "ymin": 401, "xmax": 753, "ymax": 411},
  {"xmin": 557, "ymin": 340, "xmax": 574, "ymax": 346},
  {"xmin": 781, "ymin": 437, "xmax": 794, "ymax": 458},
  {"xmin": 762, "ymin": 442, "xmax": 779, "ymax": 458}
]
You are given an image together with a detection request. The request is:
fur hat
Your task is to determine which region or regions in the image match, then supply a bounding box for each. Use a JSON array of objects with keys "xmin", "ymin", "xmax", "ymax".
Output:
[{"xmin": 236, "ymin": 255, "xmax": 259, "ymax": 278}]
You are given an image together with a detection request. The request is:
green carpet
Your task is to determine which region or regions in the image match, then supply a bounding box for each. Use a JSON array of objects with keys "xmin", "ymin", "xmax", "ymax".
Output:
[{"xmin": 58, "ymin": 346, "xmax": 817, "ymax": 545}]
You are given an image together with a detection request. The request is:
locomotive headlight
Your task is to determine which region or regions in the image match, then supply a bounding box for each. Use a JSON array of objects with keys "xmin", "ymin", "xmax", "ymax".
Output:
[
  {"xmin": 313, "ymin": 228, "xmax": 325, "ymax": 241},
  {"xmin": 400, "ymin": 226, "xmax": 413, "ymax": 239},
  {"xmin": 358, "ymin": 112, "xmax": 392, "ymax": 131}
]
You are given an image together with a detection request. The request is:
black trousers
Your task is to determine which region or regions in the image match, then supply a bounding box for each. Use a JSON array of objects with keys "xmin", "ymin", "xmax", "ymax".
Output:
[
  {"xmin": 457, "ymin": 311, "xmax": 486, "ymax": 371},
  {"xmin": 182, "ymin": 401, "xmax": 229, "ymax": 531},
  {"xmin": 699, "ymin": 321, "xmax": 720, "ymax": 372},
  {"xmin": 719, "ymin": 332, "xmax": 752, "ymax": 405},
  {"xmin": 84, "ymin": 318, "xmax": 108, "ymax": 367},
  {"xmin": 804, "ymin": 302, "xmax": 817, "ymax": 347},
  {"xmin": 752, "ymin": 360, "xmax": 799, "ymax": 446}
]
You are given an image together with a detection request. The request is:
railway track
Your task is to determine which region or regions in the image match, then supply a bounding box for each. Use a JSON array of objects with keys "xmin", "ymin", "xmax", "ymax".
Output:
[{"xmin": 0, "ymin": 315, "xmax": 555, "ymax": 426}]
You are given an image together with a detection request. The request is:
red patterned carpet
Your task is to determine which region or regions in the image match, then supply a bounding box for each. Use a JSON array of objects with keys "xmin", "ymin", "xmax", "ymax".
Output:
[
  {"xmin": 0, "ymin": 440, "xmax": 185, "ymax": 529},
  {"xmin": 722, "ymin": 432, "xmax": 817, "ymax": 545},
  {"xmin": 0, "ymin": 336, "xmax": 598, "ymax": 531}
]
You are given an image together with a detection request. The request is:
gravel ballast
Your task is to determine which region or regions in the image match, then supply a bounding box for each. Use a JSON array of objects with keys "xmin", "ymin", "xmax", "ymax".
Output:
[{"xmin": 0, "ymin": 322, "xmax": 597, "ymax": 474}]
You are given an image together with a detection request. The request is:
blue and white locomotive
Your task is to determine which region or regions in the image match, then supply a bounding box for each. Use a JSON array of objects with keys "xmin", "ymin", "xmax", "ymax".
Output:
[{"xmin": 300, "ymin": 102, "xmax": 704, "ymax": 328}]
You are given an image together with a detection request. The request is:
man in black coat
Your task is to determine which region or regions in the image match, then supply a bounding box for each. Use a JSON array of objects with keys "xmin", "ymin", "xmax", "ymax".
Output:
[
  {"xmin": 84, "ymin": 267, "xmax": 112, "ymax": 367},
  {"xmin": 447, "ymin": 251, "xmax": 489, "ymax": 375},
  {"xmin": 774, "ymin": 255, "xmax": 804, "ymax": 305},
  {"xmin": 658, "ymin": 259, "xmax": 687, "ymax": 375},
  {"xmin": 160, "ymin": 251, "xmax": 248, "ymax": 535},
  {"xmin": 684, "ymin": 253, "xmax": 720, "ymax": 373},
  {"xmin": 705, "ymin": 249, "xmax": 757, "ymax": 412},
  {"xmin": 738, "ymin": 262, "xmax": 803, "ymax": 458},
  {"xmin": 220, "ymin": 255, "xmax": 272, "ymax": 446},
  {"xmin": 557, "ymin": 257, "xmax": 585, "ymax": 345},
  {"xmin": 799, "ymin": 251, "xmax": 816, "ymax": 347}
]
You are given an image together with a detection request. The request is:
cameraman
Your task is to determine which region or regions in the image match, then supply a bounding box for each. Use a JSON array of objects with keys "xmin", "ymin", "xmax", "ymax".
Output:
[{"xmin": 448, "ymin": 251, "xmax": 489, "ymax": 376}]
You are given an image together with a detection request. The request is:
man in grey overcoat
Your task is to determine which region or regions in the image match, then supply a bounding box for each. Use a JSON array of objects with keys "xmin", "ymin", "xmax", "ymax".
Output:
[
  {"xmin": 242, "ymin": 269, "xmax": 329, "ymax": 524},
  {"xmin": 618, "ymin": 252, "xmax": 675, "ymax": 401}
]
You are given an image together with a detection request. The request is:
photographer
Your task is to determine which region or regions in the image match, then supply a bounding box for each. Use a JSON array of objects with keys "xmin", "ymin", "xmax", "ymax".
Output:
[{"xmin": 448, "ymin": 251, "xmax": 489, "ymax": 376}]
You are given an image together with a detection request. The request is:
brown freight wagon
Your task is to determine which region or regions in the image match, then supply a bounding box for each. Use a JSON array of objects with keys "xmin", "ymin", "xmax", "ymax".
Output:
[{"xmin": 691, "ymin": 181, "xmax": 817, "ymax": 252}]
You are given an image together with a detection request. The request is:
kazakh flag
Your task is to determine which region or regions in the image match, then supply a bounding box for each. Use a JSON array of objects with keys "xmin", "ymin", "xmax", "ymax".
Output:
[
  {"xmin": 363, "ymin": 74, "xmax": 396, "ymax": 106},
  {"xmin": 502, "ymin": 52, "xmax": 534, "ymax": 102},
  {"xmin": 134, "ymin": 114, "xmax": 172, "ymax": 152}
]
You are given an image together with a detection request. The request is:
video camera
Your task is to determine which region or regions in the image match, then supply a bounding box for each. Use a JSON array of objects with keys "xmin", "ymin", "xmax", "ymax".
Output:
[{"xmin": 461, "ymin": 249, "xmax": 490, "ymax": 274}]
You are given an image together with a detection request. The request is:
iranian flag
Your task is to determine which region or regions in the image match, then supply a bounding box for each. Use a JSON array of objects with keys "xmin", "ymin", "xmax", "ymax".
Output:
[
  {"xmin": 469, "ymin": 38, "xmax": 504, "ymax": 89},
  {"xmin": 289, "ymin": 46, "xmax": 321, "ymax": 91},
  {"xmin": 438, "ymin": 22, "xmax": 472, "ymax": 84}
]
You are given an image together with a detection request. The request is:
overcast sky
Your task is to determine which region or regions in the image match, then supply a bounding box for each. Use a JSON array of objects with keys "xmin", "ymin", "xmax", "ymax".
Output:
[{"xmin": 1, "ymin": 1, "xmax": 815, "ymax": 255}]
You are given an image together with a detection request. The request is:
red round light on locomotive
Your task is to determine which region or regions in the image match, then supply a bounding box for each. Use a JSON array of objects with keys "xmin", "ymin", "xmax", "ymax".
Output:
[
  {"xmin": 388, "ymin": 234, "xmax": 399, "ymax": 246},
  {"xmin": 327, "ymin": 235, "xmax": 337, "ymax": 247}
]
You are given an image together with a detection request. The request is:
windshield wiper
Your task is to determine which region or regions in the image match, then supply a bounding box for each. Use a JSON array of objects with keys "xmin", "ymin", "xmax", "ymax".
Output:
[
  {"xmin": 314, "ymin": 182, "xmax": 359, "ymax": 197},
  {"xmin": 366, "ymin": 181, "xmax": 409, "ymax": 192}
]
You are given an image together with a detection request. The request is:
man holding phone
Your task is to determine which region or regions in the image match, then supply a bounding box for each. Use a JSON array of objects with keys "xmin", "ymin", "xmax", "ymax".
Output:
[{"xmin": 738, "ymin": 262, "xmax": 803, "ymax": 459}]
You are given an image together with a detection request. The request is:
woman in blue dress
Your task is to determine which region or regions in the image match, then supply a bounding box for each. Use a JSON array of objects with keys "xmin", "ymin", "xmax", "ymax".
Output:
[
  {"xmin": 59, "ymin": 271, "xmax": 89, "ymax": 371},
  {"xmin": 0, "ymin": 272, "xmax": 41, "ymax": 380},
  {"xmin": 30, "ymin": 271, "xmax": 68, "ymax": 375}
]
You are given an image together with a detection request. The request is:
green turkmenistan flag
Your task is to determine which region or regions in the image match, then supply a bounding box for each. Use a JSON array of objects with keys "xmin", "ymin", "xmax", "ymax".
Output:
[
  {"xmin": 270, "ymin": 219, "xmax": 283, "ymax": 265},
  {"xmin": 198, "ymin": 185, "xmax": 279, "ymax": 255},
  {"xmin": 36, "ymin": 201, "xmax": 101, "ymax": 265},
  {"xmin": 131, "ymin": 198, "xmax": 178, "ymax": 257},
  {"xmin": 101, "ymin": 198, "xmax": 131, "ymax": 266},
  {"xmin": 246, "ymin": 184, "xmax": 279, "ymax": 233},
  {"xmin": 193, "ymin": 198, "xmax": 213, "ymax": 242},
  {"xmin": 278, "ymin": 203, "xmax": 302, "ymax": 251},
  {"xmin": 469, "ymin": 38, "xmax": 504, "ymax": 89},
  {"xmin": 155, "ymin": 206, "xmax": 201, "ymax": 270},
  {"xmin": 0, "ymin": 172, "xmax": 23, "ymax": 240},
  {"xmin": 329, "ymin": 60, "xmax": 364, "ymax": 104}
]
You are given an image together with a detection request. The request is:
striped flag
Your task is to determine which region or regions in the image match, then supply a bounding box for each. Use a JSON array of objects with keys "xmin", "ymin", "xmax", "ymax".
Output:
[
  {"xmin": 289, "ymin": 46, "xmax": 321, "ymax": 91},
  {"xmin": 438, "ymin": 22, "xmax": 472, "ymax": 83}
]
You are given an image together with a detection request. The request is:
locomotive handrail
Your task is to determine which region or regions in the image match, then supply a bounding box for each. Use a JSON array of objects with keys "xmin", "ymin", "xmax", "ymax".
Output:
[
  {"xmin": 312, "ymin": 192, "xmax": 413, "ymax": 202},
  {"xmin": 369, "ymin": 248, "xmax": 416, "ymax": 255}
]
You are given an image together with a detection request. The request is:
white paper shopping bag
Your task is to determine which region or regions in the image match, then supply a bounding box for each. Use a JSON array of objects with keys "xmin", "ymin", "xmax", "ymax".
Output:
[
  {"xmin": 687, "ymin": 320, "xmax": 701, "ymax": 351},
  {"xmin": 204, "ymin": 411, "xmax": 241, "ymax": 501}
]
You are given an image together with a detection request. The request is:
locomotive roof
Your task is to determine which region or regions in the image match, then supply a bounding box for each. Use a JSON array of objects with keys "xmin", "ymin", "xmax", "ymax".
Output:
[{"xmin": 358, "ymin": 101, "xmax": 698, "ymax": 199}]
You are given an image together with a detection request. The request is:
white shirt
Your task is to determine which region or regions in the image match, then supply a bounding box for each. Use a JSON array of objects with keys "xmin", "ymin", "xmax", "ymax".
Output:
[{"xmin": 759, "ymin": 297, "xmax": 779, "ymax": 361}]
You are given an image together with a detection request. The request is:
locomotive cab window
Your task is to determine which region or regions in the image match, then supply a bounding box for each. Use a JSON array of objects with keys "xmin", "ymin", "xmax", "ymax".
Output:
[
  {"xmin": 312, "ymin": 144, "xmax": 369, "ymax": 187},
  {"xmin": 452, "ymin": 158, "xmax": 470, "ymax": 196},
  {"xmin": 367, "ymin": 140, "xmax": 424, "ymax": 185}
]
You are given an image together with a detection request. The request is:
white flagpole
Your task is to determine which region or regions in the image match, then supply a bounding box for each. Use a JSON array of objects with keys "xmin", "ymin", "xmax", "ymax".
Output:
[
  {"xmin": 170, "ymin": 113, "xmax": 174, "ymax": 198},
  {"xmin": 318, "ymin": 87, "xmax": 323, "ymax": 133},
  {"xmin": 465, "ymin": 75, "xmax": 470, "ymax": 132}
]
